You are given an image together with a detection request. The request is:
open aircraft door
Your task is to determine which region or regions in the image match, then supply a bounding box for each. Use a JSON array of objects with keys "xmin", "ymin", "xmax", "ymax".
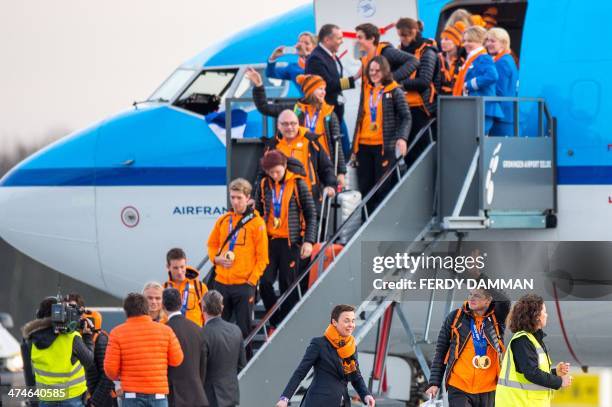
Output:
[{"xmin": 313, "ymin": 0, "xmax": 418, "ymax": 139}]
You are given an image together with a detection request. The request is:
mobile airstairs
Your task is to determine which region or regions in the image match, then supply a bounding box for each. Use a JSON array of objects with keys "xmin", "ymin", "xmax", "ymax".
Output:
[{"xmin": 203, "ymin": 96, "xmax": 556, "ymax": 406}]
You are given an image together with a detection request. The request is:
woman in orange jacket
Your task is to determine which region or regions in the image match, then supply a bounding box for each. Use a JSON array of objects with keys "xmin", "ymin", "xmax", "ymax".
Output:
[
  {"xmin": 351, "ymin": 56, "xmax": 411, "ymax": 212},
  {"xmin": 255, "ymin": 150, "xmax": 316, "ymax": 330}
]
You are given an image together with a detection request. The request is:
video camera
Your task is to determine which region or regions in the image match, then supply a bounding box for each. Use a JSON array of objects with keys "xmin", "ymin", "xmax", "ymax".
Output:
[{"xmin": 50, "ymin": 302, "xmax": 89, "ymax": 334}]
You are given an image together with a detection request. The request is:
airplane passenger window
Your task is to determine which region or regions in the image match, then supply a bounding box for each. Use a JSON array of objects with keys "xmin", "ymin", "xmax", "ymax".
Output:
[
  {"xmin": 148, "ymin": 69, "xmax": 196, "ymax": 102},
  {"xmin": 174, "ymin": 68, "xmax": 239, "ymax": 116}
]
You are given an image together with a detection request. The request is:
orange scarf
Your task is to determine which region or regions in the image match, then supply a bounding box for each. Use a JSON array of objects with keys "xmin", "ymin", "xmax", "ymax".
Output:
[
  {"xmin": 324, "ymin": 324, "xmax": 357, "ymax": 375},
  {"xmin": 294, "ymin": 102, "xmax": 335, "ymax": 157},
  {"xmin": 493, "ymin": 49, "xmax": 512, "ymax": 62},
  {"xmin": 452, "ymin": 48, "xmax": 487, "ymax": 96}
]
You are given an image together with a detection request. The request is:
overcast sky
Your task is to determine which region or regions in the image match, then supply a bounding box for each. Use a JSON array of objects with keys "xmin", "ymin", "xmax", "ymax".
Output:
[{"xmin": 0, "ymin": 0, "xmax": 309, "ymax": 154}]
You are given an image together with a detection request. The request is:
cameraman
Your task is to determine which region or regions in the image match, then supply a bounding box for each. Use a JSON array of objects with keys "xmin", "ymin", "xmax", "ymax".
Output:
[
  {"xmin": 66, "ymin": 294, "xmax": 117, "ymax": 407},
  {"xmin": 21, "ymin": 296, "xmax": 96, "ymax": 406}
]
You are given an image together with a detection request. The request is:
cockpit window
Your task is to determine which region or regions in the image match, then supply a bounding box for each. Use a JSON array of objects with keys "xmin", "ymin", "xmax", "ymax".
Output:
[
  {"xmin": 174, "ymin": 69, "xmax": 239, "ymax": 116},
  {"xmin": 148, "ymin": 69, "xmax": 196, "ymax": 103}
]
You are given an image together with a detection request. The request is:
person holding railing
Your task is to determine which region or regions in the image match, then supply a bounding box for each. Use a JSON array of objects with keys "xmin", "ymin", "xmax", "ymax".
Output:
[
  {"xmin": 245, "ymin": 68, "xmax": 346, "ymax": 188},
  {"xmin": 206, "ymin": 178, "xmax": 268, "ymax": 341},
  {"xmin": 350, "ymin": 55, "xmax": 411, "ymax": 213},
  {"xmin": 452, "ymin": 26, "xmax": 502, "ymax": 135},
  {"xmin": 276, "ymin": 304, "xmax": 375, "ymax": 407},
  {"xmin": 485, "ymin": 27, "xmax": 519, "ymax": 137},
  {"xmin": 255, "ymin": 150, "xmax": 316, "ymax": 335}
]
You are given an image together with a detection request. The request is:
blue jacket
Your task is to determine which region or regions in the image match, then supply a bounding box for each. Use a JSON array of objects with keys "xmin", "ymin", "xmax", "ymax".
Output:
[
  {"xmin": 494, "ymin": 53, "xmax": 519, "ymax": 123},
  {"xmin": 265, "ymin": 60, "xmax": 304, "ymax": 91},
  {"xmin": 465, "ymin": 51, "xmax": 503, "ymax": 118},
  {"xmin": 281, "ymin": 336, "xmax": 370, "ymax": 407}
]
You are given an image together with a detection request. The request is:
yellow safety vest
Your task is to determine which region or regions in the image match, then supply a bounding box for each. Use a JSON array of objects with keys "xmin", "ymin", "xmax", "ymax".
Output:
[
  {"xmin": 495, "ymin": 331, "xmax": 555, "ymax": 407},
  {"xmin": 31, "ymin": 331, "xmax": 87, "ymax": 401}
]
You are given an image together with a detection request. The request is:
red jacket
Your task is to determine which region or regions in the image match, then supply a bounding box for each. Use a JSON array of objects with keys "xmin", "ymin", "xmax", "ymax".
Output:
[{"xmin": 104, "ymin": 315, "xmax": 183, "ymax": 394}]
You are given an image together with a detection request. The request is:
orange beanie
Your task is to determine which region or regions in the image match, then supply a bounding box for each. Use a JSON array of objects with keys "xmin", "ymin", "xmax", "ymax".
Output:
[{"xmin": 296, "ymin": 74, "xmax": 326, "ymax": 97}]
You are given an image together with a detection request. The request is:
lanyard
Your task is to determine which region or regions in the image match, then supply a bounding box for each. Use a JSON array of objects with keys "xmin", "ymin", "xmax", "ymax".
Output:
[
  {"xmin": 369, "ymin": 88, "xmax": 383, "ymax": 125},
  {"xmin": 272, "ymin": 183, "xmax": 285, "ymax": 218},
  {"xmin": 228, "ymin": 216, "xmax": 238, "ymax": 251},
  {"xmin": 470, "ymin": 318, "xmax": 488, "ymax": 356},
  {"xmin": 304, "ymin": 109, "xmax": 320, "ymax": 133},
  {"xmin": 180, "ymin": 282, "xmax": 190, "ymax": 315}
]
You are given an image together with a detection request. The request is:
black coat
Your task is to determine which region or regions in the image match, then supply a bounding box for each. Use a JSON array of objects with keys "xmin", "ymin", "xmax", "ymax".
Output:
[
  {"xmin": 428, "ymin": 297, "xmax": 511, "ymax": 388},
  {"xmin": 252, "ymin": 85, "xmax": 347, "ymax": 175},
  {"xmin": 511, "ymin": 330, "xmax": 563, "ymax": 390},
  {"xmin": 379, "ymin": 45, "xmax": 419, "ymax": 85},
  {"xmin": 281, "ymin": 337, "xmax": 370, "ymax": 407},
  {"xmin": 167, "ymin": 314, "xmax": 208, "ymax": 407},
  {"xmin": 259, "ymin": 130, "xmax": 336, "ymax": 207},
  {"xmin": 202, "ymin": 317, "xmax": 246, "ymax": 407},
  {"xmin": 353, "ymin": 85, "xmax": 412, "ymax": 156},
  {"xmin": 255, "ymin": 158, "xmax": 317, "ymax": 245},
  {"xmin": 87, "ymin": 331, "xmax": 116, "ymax": 407},
  {"xmin": 400, "ymin": 36, "xmax": 440, "ymax": 114},
  {"xmin": 305, "ymin": 45, "xmax": 356, "ymax": 122}
]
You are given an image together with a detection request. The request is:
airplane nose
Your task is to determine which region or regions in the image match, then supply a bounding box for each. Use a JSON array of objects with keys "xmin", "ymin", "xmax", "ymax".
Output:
[{"xmin": 0, "ymin": 132, "xmax": 105, "ymax": 291}]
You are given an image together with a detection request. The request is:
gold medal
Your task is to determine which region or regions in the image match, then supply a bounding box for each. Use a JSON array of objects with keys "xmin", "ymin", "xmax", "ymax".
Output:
[
  {"xmin": 478, "ymin": 355, "xmax": 491, "ymax": 369},
  {"xmin": 273, "ymin": 217, "xmax": 281, "ymax": 229},
  {"xmin": 472, "ymin": 356, "xmax": 481, "ymax": 369},
  {"xmin": 224, "ymin": 251, "xmax": 235, "ymax": 262},
  {"xmin": 369, "ymin": 122, "xmax": 378, "ymax": 131}
]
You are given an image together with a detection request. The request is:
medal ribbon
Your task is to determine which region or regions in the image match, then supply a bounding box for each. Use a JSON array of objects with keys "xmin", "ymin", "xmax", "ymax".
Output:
[
  {"xmin": 470, "ymin": 318, "xmax": 488, "ymax": 357},
  {"xmin": 304, "ymin": 109, "xmax": 320, "ymax": 133},
  {"xmin": 180, "ymin": 282, "xmax": 190, "ymax": 315},
  {"xmin": 228, "ymin": 216, "xmax": 238, "ymax": 251},
  {"xmin": 369, "ymin": 87, "xmax": 383, "ymax": 126},
  {"xmin": 272, "ymin": 183, "xmax": 285, "ymax": 219}
]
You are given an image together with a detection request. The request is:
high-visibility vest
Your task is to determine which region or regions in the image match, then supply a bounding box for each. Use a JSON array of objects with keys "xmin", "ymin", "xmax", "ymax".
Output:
[
  {"xmin": 31, "ymin": 331, "xmax": 87, "ymax": 401},
  {"xmin": 495, "ymin": 331, "xmax": 554, "ymax": 407}
]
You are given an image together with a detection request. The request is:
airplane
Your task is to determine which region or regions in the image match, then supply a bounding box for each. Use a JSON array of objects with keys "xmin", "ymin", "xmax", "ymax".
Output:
[{"xmin": 1, "ymin": 0, "xmax": 611, "ymax": 383}]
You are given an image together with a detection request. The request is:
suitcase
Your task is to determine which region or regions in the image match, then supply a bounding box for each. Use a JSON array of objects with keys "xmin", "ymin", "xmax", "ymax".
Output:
[
  {"xmin": 332, "ymin": 190, "xmax": 362, "ymax": 245},
  {"xmin": 345, "ymin": 162, "xmax": 359, "ymax": 192},
  {"xmin": 308, "ymin": 242, "xmax": 344, "ymax": 288}
]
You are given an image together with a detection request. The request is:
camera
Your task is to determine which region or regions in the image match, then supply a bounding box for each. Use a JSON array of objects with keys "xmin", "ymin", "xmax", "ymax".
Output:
[{"xmin": 51, "ymin": 302, "xmax": 86, "ymax": 334}]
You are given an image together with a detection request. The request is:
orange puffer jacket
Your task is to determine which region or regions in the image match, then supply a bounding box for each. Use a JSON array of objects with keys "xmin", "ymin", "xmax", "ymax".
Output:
[{"xmin": 104, "ymin": 315, "xmax": 184, "ymax": 394}]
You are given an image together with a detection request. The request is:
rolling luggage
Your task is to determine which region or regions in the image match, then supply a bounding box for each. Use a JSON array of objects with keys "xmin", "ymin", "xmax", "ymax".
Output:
[{"xmin": 308, "ymin": 242, "xmax": 344, "ymax": 288}]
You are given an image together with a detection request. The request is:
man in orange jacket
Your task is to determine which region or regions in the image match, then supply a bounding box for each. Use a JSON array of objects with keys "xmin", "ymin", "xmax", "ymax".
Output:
[
  {"xmin": 207, "ymin": 178, "xmax": 268, "ymax": 340},
  {"xmin": 104, "ymin": 293, "xmax": 183, "ymax": 407},
  {"xmin": 163, "ymin": 248, "xmax": 207, "ymax": 327}
]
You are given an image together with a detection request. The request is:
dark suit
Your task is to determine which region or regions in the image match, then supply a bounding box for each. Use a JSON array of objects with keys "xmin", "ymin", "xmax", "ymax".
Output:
[
  {"xmin": 202, "ymin": 317, "xmax": 247, "ymax": 407},
  {"xmin": 281, "ymin": 337, "xmax": 371, "ymax": 407},
  {"xmin": 305, "ymin": 45, "xmax": 355, "ymax": 123},
  {"xmin": 166, "ymin": 314, "xmax": 208, "ymax": 407}
]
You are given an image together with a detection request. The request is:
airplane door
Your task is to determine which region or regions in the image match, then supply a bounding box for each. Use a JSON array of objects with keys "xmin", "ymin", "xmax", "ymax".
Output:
[{"xmin": 313, "ymin": 0, "xmax": 418, "ymax": 139}]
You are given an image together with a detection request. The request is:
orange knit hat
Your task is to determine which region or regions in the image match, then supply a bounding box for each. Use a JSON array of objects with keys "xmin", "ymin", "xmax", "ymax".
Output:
[
  {"xmin": 469, "ymin": 14, "xmax": 487, "ymax": 28},
  {"xmin": 441, "ymin": 21, "xmax": 467, "ymax": 47},
  {"xmin": 296, "ymin": 74, "xmax": 326, "ymax": 98}
]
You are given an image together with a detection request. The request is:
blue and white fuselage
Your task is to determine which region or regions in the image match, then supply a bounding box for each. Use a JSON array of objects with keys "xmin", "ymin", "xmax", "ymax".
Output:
[{"xmin": 0, "ymin": 1, "xmax": 610, "ymax": 298}]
